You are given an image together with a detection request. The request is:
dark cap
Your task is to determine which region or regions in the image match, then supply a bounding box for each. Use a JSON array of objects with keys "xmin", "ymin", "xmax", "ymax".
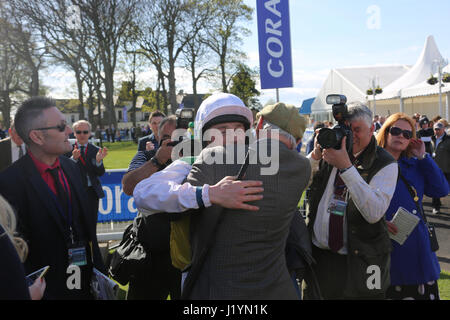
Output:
[{"xmin": 419, "ymin": 116, "xmax": 429, "ymax": 126}]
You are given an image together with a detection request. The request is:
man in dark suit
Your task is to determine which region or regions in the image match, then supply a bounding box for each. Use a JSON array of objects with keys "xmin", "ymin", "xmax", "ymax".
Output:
[
  {"xmin": 137, "ymin": 110, "xmax": 166, "ymax": 152},
  {"xmin": 0, "ymin": 122, "xmax": 27, "ymax": 172},
  {"xmin": 0, "ymin": 97, "xmax": 105, "ymax": 299},
  {"xmin": 69, "ymin": 120, "xmax": 108, "ymax": 228},
  {"xmin": 431, "ymin": 121, "xmax": 450, "ymax": 214}
]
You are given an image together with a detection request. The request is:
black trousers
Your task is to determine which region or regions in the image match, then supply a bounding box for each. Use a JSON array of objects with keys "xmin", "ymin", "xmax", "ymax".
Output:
[
  {"xmin": 309, "ymin": 245, "xmax": 348, "ymax": 300},
  {"xmin": 127, "ymin": 251, "xmax": 181, "ymax": 300},
  {"xmin": 87, "ymin": 187, "xmax": 100, "ymax": 229},
  {"xmin": 432, "ymin": 172, "xmax": 450, "ymax": 210}
]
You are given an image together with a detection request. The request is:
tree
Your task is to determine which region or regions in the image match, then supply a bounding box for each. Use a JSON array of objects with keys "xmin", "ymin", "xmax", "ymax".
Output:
[
  {"xmin": 182, "ymin": 23, "xmax": 216, "ymax": 109},
  {"xmin": 204, "ymin": 0, "xmax": 253, "ymax": 92},
  {"xmin": 138, "ymin": 0, "xmax": 211, "ymax": 114},
  {"xmin": 229, "ymin": 64, "xmax": 260, "ymax": 108},
  {"xmin": 0, "ymin": 2, "xmax": 43, "ymax": 128},
  {"xmin": 12, "ymin": 0, "xmax": 92, "ymax": 119},
  {"xmin": 5, "ymin": 3, "xmax": 47, "ymax": 97},
  {"xmin": 78, "ymin": 0, "xmax": 138, "ymax": 129}
]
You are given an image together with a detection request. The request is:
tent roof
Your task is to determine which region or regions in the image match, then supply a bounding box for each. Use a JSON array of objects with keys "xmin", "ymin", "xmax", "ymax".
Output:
[
  {"xmin": 377, "ymin": 35, "xmax": 445, "ymax": 100},
  {"xmin": 311, "ymin": 64, "xmax": 410, "ymax": 113},
  {"xmin": 300, "ymin": 98, "xmax": 314, "ymax": 114},
  {"xmin": 401, "ymin": 80, "xmax": 450, "ymax": 98},
  {"xmin": 335, "ymin": 64, "xmax": 410, "ymax": 95}
]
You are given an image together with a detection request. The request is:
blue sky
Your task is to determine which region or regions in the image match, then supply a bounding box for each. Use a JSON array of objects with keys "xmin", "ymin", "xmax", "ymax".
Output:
[
  {"xmin": 242, "ymin": 0, "xmax": 450, "ymax": 106},
  {"xmin": 43, "ymin": 0, "xmax": 450, "ymax": 108}
]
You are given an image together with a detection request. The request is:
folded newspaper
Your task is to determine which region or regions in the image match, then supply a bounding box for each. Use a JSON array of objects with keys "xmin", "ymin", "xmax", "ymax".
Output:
[
  {"xmin": 389, "ymin": 207, "xmax": 420, "ymax": 245},
  {"xmin": 91, "ymin": 268, "xmax": 119, "ymax": 300}
]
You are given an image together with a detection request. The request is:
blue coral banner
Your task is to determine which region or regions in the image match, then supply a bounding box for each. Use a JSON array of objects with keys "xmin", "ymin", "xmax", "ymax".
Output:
[
  {"xmin": 256, "ymin": 0, "xmax": 293, "ymax": 89},
  {"xmin": 97, "ymin": 169, "xmax": 137, "ymax": 222}
]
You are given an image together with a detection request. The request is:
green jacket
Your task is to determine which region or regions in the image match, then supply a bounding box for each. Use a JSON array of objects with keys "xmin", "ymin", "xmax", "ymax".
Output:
[{"xmin": 307, "ymin": 137, "xmax": 395, "ymax": 299}]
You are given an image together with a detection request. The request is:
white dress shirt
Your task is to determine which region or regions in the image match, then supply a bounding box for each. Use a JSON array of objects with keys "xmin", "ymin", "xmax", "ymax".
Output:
[
  {"xmin": 133, "ymin": 159, "xmax": 211, "ymax": 215},
  {"xmin": 11, "ymin": 141, "xmax": 26, "ymax": 163},
  {"xmin": 307, "ymin": 153, "xmax": 398, "ymax": 255}
]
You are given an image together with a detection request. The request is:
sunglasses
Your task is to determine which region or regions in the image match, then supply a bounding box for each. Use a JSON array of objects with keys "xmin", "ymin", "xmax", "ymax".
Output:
[
  {"xmin": 389, "ymin": 126, "xmax": 412, "ymax": 139},
  {"xmin": 76, "ymin": 130, "xmax": 89, "ymax": 135},
  {"xmin": 33, "ymin": 123, "xmax": 67, "ymax": 132}
]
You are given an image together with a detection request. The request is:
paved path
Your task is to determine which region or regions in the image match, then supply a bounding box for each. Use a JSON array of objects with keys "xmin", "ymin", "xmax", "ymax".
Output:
[{"xmin": 423, "ymin": 196, "xmax": 450, "ymax": 272}]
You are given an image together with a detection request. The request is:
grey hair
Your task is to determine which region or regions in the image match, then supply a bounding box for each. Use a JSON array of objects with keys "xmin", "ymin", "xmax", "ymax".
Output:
[
  {"xmin": 73, "ymin": 120, "xmax": 92, "ymax": 131},
  {"xmin": 347, "ymin": 101, "xmax": 373, "ymax": 127},
  {"xmin": 262, "ymin": 120, "xmax": 297, "ymax": 149}
]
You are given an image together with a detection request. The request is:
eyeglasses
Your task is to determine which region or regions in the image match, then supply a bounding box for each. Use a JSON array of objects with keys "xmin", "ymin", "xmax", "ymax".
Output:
[
  {"xmin": 389, "ymin": 126, "xmax": 412, "ymax": 139},
  {"xmin": 76, "ymin": 130, "xmax": 89, "ymax": 135},
  {"xmin": 33, "ymin": 123, "xmax": 67, "ymax": 132}
]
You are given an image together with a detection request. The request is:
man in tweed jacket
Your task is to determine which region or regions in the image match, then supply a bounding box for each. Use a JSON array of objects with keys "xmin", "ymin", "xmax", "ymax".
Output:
[{"xmin": 183, "ymin": 103, "xmax": 311, "ymax": 300}]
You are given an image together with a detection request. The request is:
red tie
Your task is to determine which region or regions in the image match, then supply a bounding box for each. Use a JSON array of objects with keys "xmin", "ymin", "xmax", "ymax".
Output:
[
  {"xmin": 328, "ymin": 171, "xmax": 346, "ymax": 252},
  {"xmin": 328, "ymin": 155, "xmax": 357, "ymax": 253}
]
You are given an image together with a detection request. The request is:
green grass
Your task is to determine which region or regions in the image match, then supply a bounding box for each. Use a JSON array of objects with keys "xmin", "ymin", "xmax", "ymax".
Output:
[
  {"xmin": 439, "ymin": 271, "xmax": 450, "ymax": 300},
  {"xmin": 101, "ymin": 141, "xmax": 138, "ymax": 170}
]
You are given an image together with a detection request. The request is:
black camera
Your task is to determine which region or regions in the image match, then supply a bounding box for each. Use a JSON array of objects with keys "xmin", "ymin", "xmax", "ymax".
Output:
[
  {"xmin": 175, "ymin": 108, "xmax": 195, "ymax": 130},
  {"xmin": 317, "ymin": 94, "xmax": 353, "ymax": 153},
  {"xmin": 166, "ymin": 108, "xmax": 196, "ymax": 147}
]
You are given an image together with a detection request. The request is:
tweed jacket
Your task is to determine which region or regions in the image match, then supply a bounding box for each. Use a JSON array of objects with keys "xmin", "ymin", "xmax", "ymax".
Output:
[{"xmin": 183, "ymin": 139, "xmax": 311, "ymax": 300}]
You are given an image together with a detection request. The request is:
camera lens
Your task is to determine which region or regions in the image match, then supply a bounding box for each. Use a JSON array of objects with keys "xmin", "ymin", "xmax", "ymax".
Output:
[{"xmin": 317, "ymin": 128, "xmax": 339, "ymax": 149}]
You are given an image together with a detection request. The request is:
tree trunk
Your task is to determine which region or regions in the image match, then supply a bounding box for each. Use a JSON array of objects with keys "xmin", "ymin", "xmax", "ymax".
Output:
[
  {"xmin": 168, "ymin": 63, "xmax": 177, "ymax": 115},
  {"xmin": 220, "ymin": 53, "xmax": 227, "ymax": 93},
  {"xmin": 75, "ymin": 70, "xmax": 85, "ymax": 120},
  {"xmin": 30, "ymin": 66, "xmax": 39, "ymax": 96},
  {"xmin": 1, "ymin": 91, "xmax": 12, "ymax": 129}
]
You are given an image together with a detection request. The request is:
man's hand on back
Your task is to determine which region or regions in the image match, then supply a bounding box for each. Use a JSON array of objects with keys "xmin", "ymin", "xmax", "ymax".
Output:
[{"xmin": 209, "ymin": 176, "xmax": 264, "ymax": 211}]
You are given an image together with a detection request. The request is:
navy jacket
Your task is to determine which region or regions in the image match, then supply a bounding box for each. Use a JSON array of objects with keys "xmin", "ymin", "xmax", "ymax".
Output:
[
  {"xmin": 70, "ymin": 142, "xmax": 105, "ymax": 199},
  {"xmin": 138, "ymin": 133, "xmax": 158, "ymax": 152}
]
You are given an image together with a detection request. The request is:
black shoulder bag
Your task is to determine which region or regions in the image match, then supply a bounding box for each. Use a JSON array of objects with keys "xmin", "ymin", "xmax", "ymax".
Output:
[
  {"xmin": 108, "ymin": 217, "xmax": 148, "ymax": 285},
  {"xmin": 398, "ymin": 173, "xmax": 439, "ymax": 252}
]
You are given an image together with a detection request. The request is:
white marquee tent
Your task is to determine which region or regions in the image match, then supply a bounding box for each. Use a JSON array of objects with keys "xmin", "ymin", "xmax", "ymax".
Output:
[
  {"xmin": 311, "ymin": 35, "xmax": 449, "ymax": 120},
  {"xmin": 376, "ymin": 36, "xmax": 445, "ymax": 100},
  {"xmin": 373, "ymin": 35, "xmax": 450, "ymax": 119},
  {"xmin": 310, "ymin": 64, "xmax": 410, "ymax": 121}
]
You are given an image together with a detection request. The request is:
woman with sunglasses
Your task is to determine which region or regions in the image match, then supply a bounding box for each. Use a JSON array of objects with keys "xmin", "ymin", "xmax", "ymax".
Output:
[{"xmin": 376, "ymin": 113, "xmax": 449, "ymax": 300}]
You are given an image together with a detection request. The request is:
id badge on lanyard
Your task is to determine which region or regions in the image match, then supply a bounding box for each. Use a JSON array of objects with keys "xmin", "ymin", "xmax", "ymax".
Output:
[
  {"xmin": 328, "ymin": 190, "xmax": 349, "ymax": 217},
  {"xmin": 68, "ymin": 245, "xmax": 88, "ymax": 266}
]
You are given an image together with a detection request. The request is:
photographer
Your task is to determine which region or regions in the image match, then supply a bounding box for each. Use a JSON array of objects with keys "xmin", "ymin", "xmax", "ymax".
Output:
[{"xmin": 305, "ymin": 101, "xmax": 398, "ymax": 299}]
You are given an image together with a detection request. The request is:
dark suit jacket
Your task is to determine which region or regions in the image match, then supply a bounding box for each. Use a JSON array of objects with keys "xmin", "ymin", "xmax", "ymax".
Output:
[
  {"xmin": 0, "ymin": 154, "xmax": 105, "ymax": 299},
  {"xmin": 433, "ymin": 133, "xmax": 450, "ymax": 173},
  {"xmin": 184, "ymin": 140, "xmax": 311, "ymax": 300},
  {"xmin": 137, "ymin": 133, "xmax": 158, "ymax": 152},
  {"xmin": 69, "ymin": 143, "xmax": 105, "ymax": 199},
  {"xmin": 0, "ymin": 138, "xmax": 12, "ymax": 172}
]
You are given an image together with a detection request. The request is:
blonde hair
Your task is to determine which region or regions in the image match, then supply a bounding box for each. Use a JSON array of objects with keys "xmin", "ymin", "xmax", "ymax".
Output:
[
  {"xmin": 0, "ymin": 195, "xmax": 28, "ymax": 262},
  {"xmin": 376, "ymin": 112, "xmax": 416, "ymax": 158}
]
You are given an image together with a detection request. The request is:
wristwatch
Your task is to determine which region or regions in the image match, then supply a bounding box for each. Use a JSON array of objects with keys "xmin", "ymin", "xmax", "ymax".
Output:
[
  {"xmin": 418, "ymin": 153, "xmax": 427, "ymax": 160},
  {"xmin": 150, "ymin": 156, "xmax": 165, "ymax": 170}
]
